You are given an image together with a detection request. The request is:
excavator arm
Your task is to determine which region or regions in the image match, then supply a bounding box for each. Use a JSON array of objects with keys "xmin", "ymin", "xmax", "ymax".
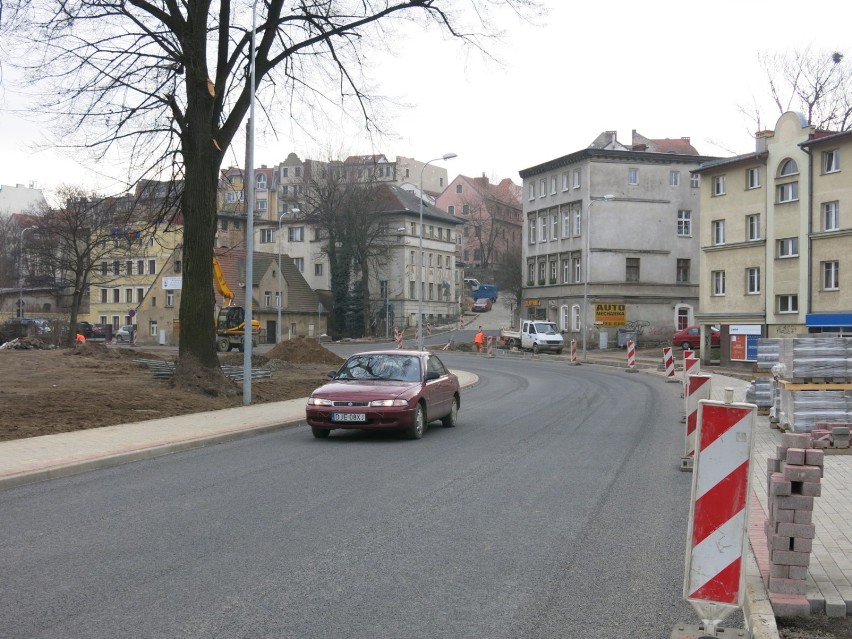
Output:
[{"xmin": 213, "ymin": 256, "xmax": 234, "ymax": 306}]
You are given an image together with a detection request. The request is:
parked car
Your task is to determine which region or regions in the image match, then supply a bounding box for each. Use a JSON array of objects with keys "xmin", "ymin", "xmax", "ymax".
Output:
[
  {"xmin": 115, "ymin": 325, "xmax": 136, "ymax": 343},
  {"xmin": 464, "ymin": 277, "xmax": 481, "ymax": 290},
  {"xmin": 673, "ymin": 325, "xmax": 720, "ymax": 350},
  {"xmin": 3, "ymin": 318, "xmax": 52, "ymax": 337},
  {"xmin": 306, "ymin": 350, "xmax": 460, "ymax": 440},
  {"xmin": 472, "ymin": 298, "xmax": 492, "ymax": 312},
  {"xmin": 77, "ymin": 321, "xmax": 106, "ymax": 339}
]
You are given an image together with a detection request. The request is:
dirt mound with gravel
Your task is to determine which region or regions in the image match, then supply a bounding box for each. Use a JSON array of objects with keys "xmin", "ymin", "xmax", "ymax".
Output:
[{"xmin": 266, "ymin": 336, "xmax": 344, "ymax": 365}]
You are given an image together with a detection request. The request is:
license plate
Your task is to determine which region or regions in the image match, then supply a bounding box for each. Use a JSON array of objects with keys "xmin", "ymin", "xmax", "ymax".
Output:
[{"xmin": 332, "ymin": 412, "xmax": 366, "ymax": 423}]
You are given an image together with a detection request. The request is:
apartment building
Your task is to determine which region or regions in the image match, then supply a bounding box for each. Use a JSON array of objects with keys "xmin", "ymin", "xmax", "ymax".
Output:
[
  {"xmin": 435, "ymin": 174, "xmax": 522, "ymax": 271},
  {"xmin": 518, "ymin": 130, "xmax": 716, "ymax": 348},
  {"xmin": 695, "ymin": 111, "xmax": 852, "ymax": 368}
]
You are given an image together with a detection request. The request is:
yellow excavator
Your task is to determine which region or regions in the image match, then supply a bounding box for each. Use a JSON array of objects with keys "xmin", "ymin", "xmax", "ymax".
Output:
[{"xmin": 213, "ymin": 256, "xmax": 260, "ymax": 352}]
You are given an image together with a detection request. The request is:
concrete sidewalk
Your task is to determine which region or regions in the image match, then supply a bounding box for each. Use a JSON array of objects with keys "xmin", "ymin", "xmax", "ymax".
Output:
[{"xmin": 2, "ymin": 350, "xmax": 849, "ymax": 639}]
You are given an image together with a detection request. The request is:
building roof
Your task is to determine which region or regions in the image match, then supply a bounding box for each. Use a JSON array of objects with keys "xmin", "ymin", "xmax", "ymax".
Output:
[
  {"xmin": 692, "ymin": 151, "xmax": 768, "ymax": 174},
  {"xmin": 519, "ymin": 147, "xmax": 718, "ymax": 179},
  {"xmin": 0, "ymin": 184, "xmax": 47, "ymax": 216},
  {"xmin": 375, "ymin": 184, "xmax": 462, "ymax": 225},
  {"xmin": 799, "ymin": 128, "xmax": 852, "ymax": 148}
]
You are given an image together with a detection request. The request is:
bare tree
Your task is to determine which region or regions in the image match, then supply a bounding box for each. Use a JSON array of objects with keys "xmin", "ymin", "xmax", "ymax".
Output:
[
  {"xmin": 25, "ymin": 186, "xmax": 153, "ymax": 345},
  {"xmin": 1, "ymin": 0, "xmax": 540, "ymax": 383},
  {"xmin": 0, "ymin": 215, "xmax": 19, "ymax": 289},
  {"xmin": 743, "ymin": 48, "xmax": 852, "ymax": 132}
]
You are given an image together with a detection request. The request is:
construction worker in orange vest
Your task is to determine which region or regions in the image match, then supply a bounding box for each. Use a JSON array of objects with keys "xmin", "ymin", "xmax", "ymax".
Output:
[{"xmin": 474, "ymin": 327, "xmax": 485, "ymax": 353}]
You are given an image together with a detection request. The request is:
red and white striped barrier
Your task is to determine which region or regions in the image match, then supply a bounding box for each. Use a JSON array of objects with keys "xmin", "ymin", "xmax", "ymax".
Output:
[
  {"xmin": 682, "ymin": 356, "xmax": 700, "ymax": 397},
  {"xmin": 662, "ymin": 347, "xmax": 676, "ymax": 381},
  {"xmin": 570, "ymin": 339, "xmax": 577, "ymax": 364},
  {"xmin": 683, "ymin": 349, "xmax": 695, "ymax": 361},
  {"xmin": 682, "ymin": 374, "xmax": 712, "ymax": 468},
  {"xmin": 486, "ymin": 335, "xmax": 495, "ymax": 357},
  {"xmin": 394, "ymin": 327, "xmax": 403, "ymax": 349},
  {"xmin": 626, "ymin": 340, "xmax": 636, "ymax": 371},
  {"xmin": 683, "ymin": 396, "xmax": 755, "ymax": 633},
  {"xmin": 426, "ymin": 323, "xmax": 433, "ymax": 337}
]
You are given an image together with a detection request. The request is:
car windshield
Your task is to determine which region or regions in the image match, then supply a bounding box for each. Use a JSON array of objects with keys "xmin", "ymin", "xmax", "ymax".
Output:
[
  {"xmin": 533, "ymin": 322, "xmax": 558, "ymax": 334},
  {"xmin": 335, "ymin": 354, "xmax": 422, "ymax": 382}
]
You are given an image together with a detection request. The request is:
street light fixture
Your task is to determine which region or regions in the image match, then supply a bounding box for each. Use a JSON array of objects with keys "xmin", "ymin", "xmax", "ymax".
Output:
[
  {"xmin": 243, "ymin": 0, "xmax": 259, "ymax": 405},
  {"xmin": 277, "ymin": 209, "xmax": 299, "ymax": 343},
  {"xmin": 582, "ymin": 194, "xmax": 615, "ymax": 361},
  {"xmin": 18, "ymin": 226, "xmax": 37, "ymax": 319},
  {"xmin": 418, "ymin": 152, "xmax": 457, "ymax": 351}
]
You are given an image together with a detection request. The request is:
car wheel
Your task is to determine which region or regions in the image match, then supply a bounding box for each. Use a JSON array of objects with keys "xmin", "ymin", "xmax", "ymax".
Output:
[
  {"xmin": 532, "ymin": 343, "xmax": 540, "ymax": 355},
  {"xmin": 117, "ymin": 335, "xmax": 124, "ymax": 343},
  {"xmin": 680, "ymin": 341, "xmax": 690, "ymax": 350},
  {"xmin": 216, "ymin": 337, "xmax": 230, "ymax": 352},
  {"xmin": 311, "ymin": 427, "xmax": 330, "ymax": 439},
  {"xmin": 555, "ymin": 348, "xmax": 563, "ymax": 355},
  {"xmin": 441, "ymin": 397, "xmax": 458, "ymax": 428},
  {"xmin": 408, "ymin": 404, "xmax": 425, "ymax": 440}
]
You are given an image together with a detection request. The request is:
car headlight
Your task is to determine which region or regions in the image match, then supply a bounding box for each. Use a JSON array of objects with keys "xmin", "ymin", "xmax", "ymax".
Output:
[
  {"xmin": 369, "ymin": 399, "xmax": 409, "ymax": 407},
  {"xmin": 308, "ymin": 397, "xmax": 334, "ymax": 406}
]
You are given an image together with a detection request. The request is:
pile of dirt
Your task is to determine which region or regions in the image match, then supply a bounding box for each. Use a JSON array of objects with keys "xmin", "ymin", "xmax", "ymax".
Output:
[
  {"xmin": 0, "ymin": 337, "xmax": 56, "ymax": 350},
  {"xmin": 266, "ymin": 336, "xmax": 344, "ymax": 365}
]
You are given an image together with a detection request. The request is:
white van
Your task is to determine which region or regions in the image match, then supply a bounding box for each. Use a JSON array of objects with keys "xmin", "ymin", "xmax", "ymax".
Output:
[{"xmin": 464, "ymin": 278, "xmax": 481, "ymax": 290}]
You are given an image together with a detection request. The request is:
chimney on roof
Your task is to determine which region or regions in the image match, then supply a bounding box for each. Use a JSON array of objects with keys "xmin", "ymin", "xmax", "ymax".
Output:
[
  {"xmin": 755, "ymin": 130, "xmax": 773, "ymax": 153},
  {"xmin": 681, "ymin": 137, "xmax": 690, "ymax": 143}
]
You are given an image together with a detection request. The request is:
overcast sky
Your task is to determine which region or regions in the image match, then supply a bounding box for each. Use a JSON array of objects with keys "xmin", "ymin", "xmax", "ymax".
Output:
[{"xmin": 2, "ymin": 0, "xmax": 850, "ymax": 196}]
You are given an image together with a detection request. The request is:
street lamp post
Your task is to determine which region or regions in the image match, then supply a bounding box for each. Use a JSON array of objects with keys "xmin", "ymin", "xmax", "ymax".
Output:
[
  {"xmin": 18, "ymin": 226, "xmax": 38, "ymax": 319},
  {"xmin": 243, "ymin": 0, "xmax": 258, "ymax": 405},
  {"xmin": 418, "ymin": 152, "xmax": 457, "ymax": 351},
  {"xmin": 276, "ymin": 208, "xmax": 299, "ymax": 343},
  {"xmin": 582, "ymin": 194, "xmax": 615, "ymax": 361}
]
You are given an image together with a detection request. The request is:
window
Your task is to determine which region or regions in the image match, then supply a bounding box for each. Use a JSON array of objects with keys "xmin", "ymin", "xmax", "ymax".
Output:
[
  {"xmin": 148, "ymin": 259, "xmax": 156, "ymax": 275},
  {"xmin": 823, "ymin": 149, "xmax": 840, "ymax": 173},
  {"xmin": 571, "ymin": 304, "xmax": 581, "ymax": 331},
  {"xmin": 409, "ymin": 280, "xmax": 415, "ymax": 298},
  {"xmin": 314, "ymin": 263, "xmax": 323, "ymax": 276},
  {"xmin": 429, "ymin": 225, "xmax": 434, "ymax": 238},
  {"xmin": 550, "ymin": 176, "xmax": 557, "ymax": 195},
  {"xmin": 136, "ymin": 288, "xmax": 144, "ymax": 303},
  {"xmin": 549, "ymin": 260, "xmax": 557, "ymax": 283},
  {"xmin": 456, "ymin": 183, "xmax": 463, "ymax": 194},
  {"xmin": 628, "ymin": 168, "xmax": 638, "ymax": 185},
  {"xmin": 676, "ymin": 259, "xmax": 690, "ymax": 284},
  {"xmin": 777, "ymin": 294, "xmax": 798, "ymax": 314},
  {"xmin": 294, "ymin": 166, "xmax": 301, "ymax": 177},
  {"xmin": 625, "ymin": 258, "xmax": 640, "ymax": 282},
  {"xmin": 573, "ymin": 209, "xmax": 581, "ymax": 236},
  {"xmin": 562, "ymin": 258, "xmax": 570, "ymax": 283},
  {"xmin": 573, "ymin": 256, "xmax": 581, "ymax": 282},
  {"xmin": 712, "ymin": 270, "xmax": 726, "ymax": 296},
  {"xmin": 293, "ymin": 257, "xmax": 304, "ymax": 272},
  {"xmin": 822, "ymin": 261, "xmax": 839, "ymax": 290},
  {"xmin": 551, "ymin": 214, "xmax": 558, "ymax": 240},
  {"xmin": 538, "ymin": 261, "xmax": 546, "ymax": 285},
  {"xmin": 462, "ymin": 204, "xmax": 470, "ymax": 215},
  {"xmin": 746, "ymin": 267, "xmax": 760, "ymax": 294},
  {"xmin": 137, "ymin": 259, "xmax": 144, "ymax": 275},
  {"xmin": 100, "ymin": 288, "xmax": 107, "ymax": 303},
  {"xmin": 289, "ymin": 226, "xmax": 304, "ymax": 242},
  {"xmin": 562, "ymin": 173, "xmax": 569, "ymax": 191},
  {"xmin": 174, "ymin": 260, "xmax": 182, "ymax": 273},
  {"xmin": 746, "ymin": 214, "xmax": 761, "ymax": 241},
  {"xmin": 255, "ymin": 173, "xmax": 267, "ymax": 189},
  {"xmin": 125, "ymin": 260, "xmax": 133, "ymax": 275},
  {"xmin": 712, "ymin": 220, "xmax": 725, "ymax": 245},
  {"xmin": 777, "ymin": 181, "xmax": 798, "ymax": 203},
  {"xmin": 527, "ymin": 262, "xmax": 535, "ymax": 286},
  {"xmin": 539, "ymin": 216, "xmax": 547, "ymax": 242},
  {"xmin": 260, "ymin": 228, "xmax": 273, "ymax": 243},
  {"xmin": 712, "ymin": 175, "xmax": 726, "ymax": 196},
  {"xmin": 282, "ymin": 167, "xmax": 288, "ymax": 178},
  {"xmin": 447, "ymin": 205, "xmax": 455, "ymax": 216},
  {"xmin": 539, "ymin": 179, "xmax": 546, "ymax": 198},
  {"xmin": 573, "ymin": 169, "xmax": 581, "ymax": 188},
  {"xmin": 677, "ymin": 210, "xmax": 692, "ymax": 237},
  {"xmin": 149, "ymin": 320, "xmax": 158, "ymax": 337},
  {"xmin": 746, "ymin": 167, "xmax": 761, "ymax": 189},
  {"xmin": 256, "ymin": 199, "xmax": 267, "ymax": 211},
  {"xmin": 823, "ymin": 201, "xmax": 839, "ymax": 231},
  {"xmin": 669, "ymin": 171, "xmax": 680, "ymax": 187},
  {"xmin": 101, "ymin": 261, "xmax": 108, "ymax": 275},
  {"xmin": 428, "ymin": 283, "xmax": 434, "ymax": 300},
  {"xmin": 281, "ymin": 185, "xmax": 289, "ymax": 196},
  {"xmin": 113, "ymin": 288, "xmax": 120, "ymax": 303},
  {"xmin": 113, "ymin": 260, "xmax": 120, "ymax": 275},
  {"xmin": 690, "ymin": 174, "xmax": 700, "ymax": 189},
  {"xmin": 778, "ymin": 237, "xmax": 799, "ymax": 258},
  {"xmin": 528, "ymin": 183, "xmax": 535, "ymax": 200},
  {"xmin": 779, "ymin": 159, "xmax": 798, "ymax": 176},
  {"xmin": 125, "ymin": 288, "xmax": 133, "ymax": 303},
  {"xmin": 562, "ymin": 209, "xmax": 570, "ymax": 237}
]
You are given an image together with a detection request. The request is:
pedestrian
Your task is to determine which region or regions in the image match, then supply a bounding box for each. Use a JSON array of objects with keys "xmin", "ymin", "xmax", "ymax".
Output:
[{"xmin": 474, "ymin": 326, "xmax": 485, "ymax": 353}]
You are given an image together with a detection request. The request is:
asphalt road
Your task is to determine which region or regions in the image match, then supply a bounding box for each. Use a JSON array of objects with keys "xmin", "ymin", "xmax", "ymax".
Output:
[{"xmin": 0, "ymin": 351, "xmax": 741, "ymax": 638}]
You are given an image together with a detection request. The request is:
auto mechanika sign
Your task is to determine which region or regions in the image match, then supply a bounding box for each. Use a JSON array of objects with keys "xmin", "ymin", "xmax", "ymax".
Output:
[{"xmin": 595, "ymin": 303, "xmax": 626, "ymax": 327}]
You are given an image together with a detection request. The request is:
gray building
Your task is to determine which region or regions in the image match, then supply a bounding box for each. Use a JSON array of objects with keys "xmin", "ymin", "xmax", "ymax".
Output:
[{"xmin": 518, "ymin": 130, "xmax": 717, "ymax": 348}]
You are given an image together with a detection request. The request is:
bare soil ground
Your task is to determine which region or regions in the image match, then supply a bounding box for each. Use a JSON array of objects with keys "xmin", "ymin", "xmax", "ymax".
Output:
[
  {"xmin": 0, "ymin": 336, "xmax": 343, "ymax": 442},
  {"xmin": 777, "ymin": 614, "xmax": 852, "ymax": 638}
]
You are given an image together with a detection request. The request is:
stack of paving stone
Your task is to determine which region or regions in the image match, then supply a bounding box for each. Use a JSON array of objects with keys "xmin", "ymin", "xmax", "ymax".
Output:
[
  {"xmin": 748, "ymin": 339, "xmax": 781, "ymax": 410},
  {"xmin": 764, "ymin": 431, "xmax": 824, "ymax": 616},
  {"xmin": 811, "ymin": 422, "xmax": 852, "ymax": 449}
]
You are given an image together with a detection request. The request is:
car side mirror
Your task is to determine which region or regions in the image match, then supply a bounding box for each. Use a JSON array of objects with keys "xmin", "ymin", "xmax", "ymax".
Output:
[
  {"xmin": 425, "ymin": 371, "xmax": 440, "ymax": 381},
  {"xmin": 327, "ymin": 370, "xmax": 338, "ymax": 379}
]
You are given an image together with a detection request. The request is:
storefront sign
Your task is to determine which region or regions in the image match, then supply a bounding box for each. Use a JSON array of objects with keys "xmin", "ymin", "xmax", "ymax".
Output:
[
  {"xmin": 525, "ymin": 299, "xmax": 540, "ymax": 307},
  {"xmin": 163, "ymin": 276, "xmax": 183, "ymax": 290},
  {"xmin": 595, "ymin": 303, "xmax": 626, "ymax": 327}
]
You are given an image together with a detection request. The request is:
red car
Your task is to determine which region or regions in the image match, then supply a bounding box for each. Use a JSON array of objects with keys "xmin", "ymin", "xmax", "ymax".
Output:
[
  {"xmin": 306, "ymin": 350, "xmax": 460, "ymax": 440},
  {"xmin": 472, "ymin": 297, "xmax": 492, "ymax": 312},
  {"xmin": 673, "ymin": 325, "xmax": 720, "ymax": 350}
]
